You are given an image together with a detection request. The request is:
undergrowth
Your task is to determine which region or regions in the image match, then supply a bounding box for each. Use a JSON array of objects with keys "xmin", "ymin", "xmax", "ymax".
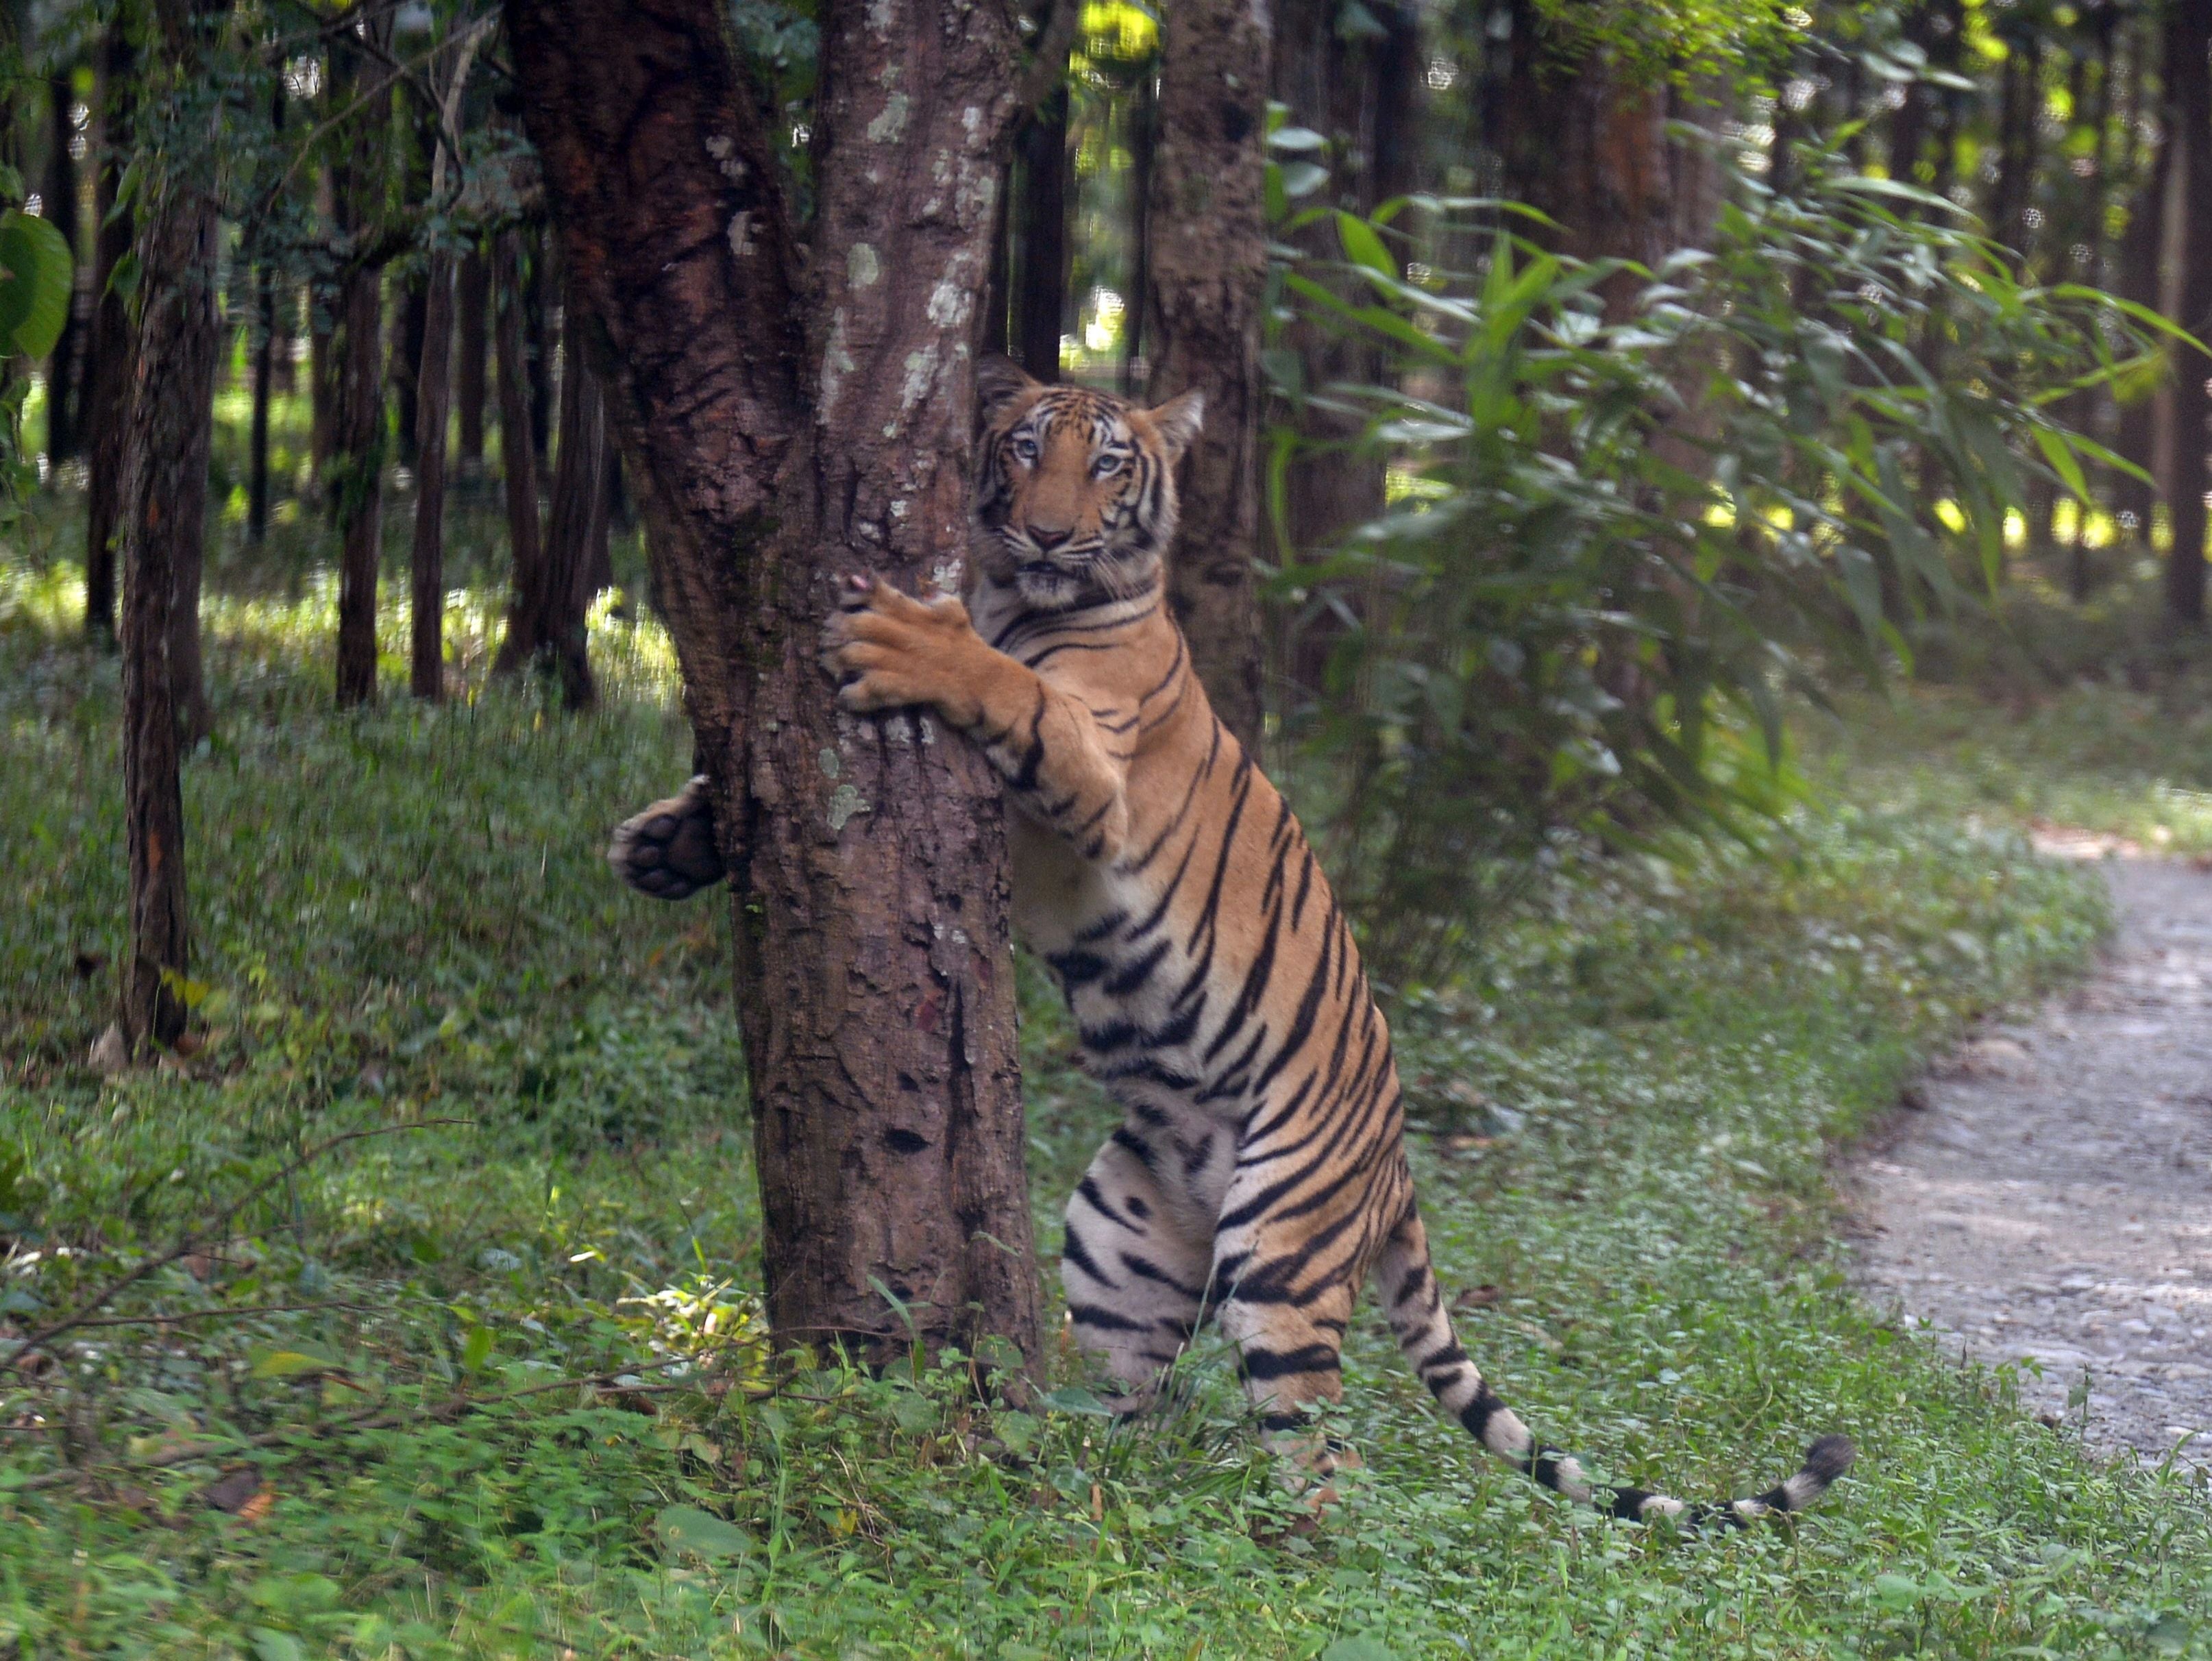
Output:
[{"xmin": 3, "ymin": 547, "xmax": 2209, "ymax": 1659}]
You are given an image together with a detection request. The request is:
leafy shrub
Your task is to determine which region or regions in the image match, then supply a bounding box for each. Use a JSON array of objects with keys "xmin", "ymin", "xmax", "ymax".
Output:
[{"xmin": 1268, "ymin": 139, "xmax": 2176, "ymax": 979}]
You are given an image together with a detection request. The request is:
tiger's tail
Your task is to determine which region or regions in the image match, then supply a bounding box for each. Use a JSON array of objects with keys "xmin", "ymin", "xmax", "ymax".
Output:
[{"xmin": 1375, "ymin": 1214, "xmax": 1854, "ymax": 1527}]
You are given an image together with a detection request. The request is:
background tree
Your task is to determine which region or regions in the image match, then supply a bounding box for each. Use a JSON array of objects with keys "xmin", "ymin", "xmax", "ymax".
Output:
[
  {"xmin": 116, "ymin": 0, "xmax": 225, "ymax": 1049},
  {"xmin": 1142, "ymin": 0, "xmax": 1269, "ymax": 746}
]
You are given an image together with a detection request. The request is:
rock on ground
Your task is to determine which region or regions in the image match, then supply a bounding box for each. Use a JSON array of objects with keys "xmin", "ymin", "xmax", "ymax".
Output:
[{"xmin": 1847, "ymin": 846, "xmax": 2212, "ymax": 1469}]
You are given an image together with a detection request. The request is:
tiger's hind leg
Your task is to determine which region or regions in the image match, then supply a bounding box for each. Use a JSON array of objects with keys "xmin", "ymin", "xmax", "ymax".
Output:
[
  {"xmin": 1061, "ymin": 1133, "xmax": 1214, "ymax": 1412},
  {"xmin": 606, "ymin": 776, "xmax": 726, "ymax": 900}
]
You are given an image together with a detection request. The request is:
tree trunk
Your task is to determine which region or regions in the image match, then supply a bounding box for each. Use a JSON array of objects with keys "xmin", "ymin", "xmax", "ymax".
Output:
[
  {"xmin": 491, "ymin": 229, "xmax": 547, "ymax": 677},
  {"xmin": 2116, "ymin": 16, "xmax": 2171, "ymax": 541},
  {"xmin": 42, "ymin": 69, "xmax": 84, "ymax": 464},
  {"xmin": 524, "ymin": 232, "xmax": 554, "ymax": 460},
  {"xmin": 83, "ymin": 25, "xmax": 134, "ymax": 643},
  {"xmin": 331, "ymin": 34, "xmax": 390, "ymax": 708},
  {"xmin": 455, "ymin": 246, "xmax": 489, "ymax": 469},
  {"xmin": 1143, "ymin": 0, "xmax": 1267, "ymax": 748},
  {"xmin": 530, "ymin": 293, "xmax": 603, "ymax": 708},
  {"xmin": 412, "ymin": 252, "xmax": 455, "ymax": 699},
  {"xmin": 507, "ymin": 0, "xmax": 1041, "ymax": 1364},
  {"xmin": 249, "ymin": 82, "xmax": 285, "ymax": 544},
  {"xmin": 248, "ymin": 259, "xmax": 276, "ymax": 542},
  {"xmin": 119, "ymin": 0, "xmax": 223, "ymax": 1053},
  {"xmin": 1991, "ymin": 33, "xmax": 2045, "ymax": 264},
  {"xmin": 2166, "ymin": 0, "xmax": 2212, "ymax": 625},
  {"xmin": 1270, "ymin": 0, "xmax": 1420, "ymax": 695},
  {"xmin": 391, "ymin": 269, "xmax": 428, "ymax": 471},
  {"xmin": 310, "ymin": 290, "xmax": 334, "ymax": 486},
  {"xmin": 1013, "ymin": 89, "xmax": 1069, "ymax": 382}
]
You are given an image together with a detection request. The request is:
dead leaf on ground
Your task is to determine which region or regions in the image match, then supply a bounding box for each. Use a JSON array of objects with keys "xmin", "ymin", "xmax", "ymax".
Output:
[
  {"xmin": 1453, "ymin": 1284, "xmax": 1502, "ymax": 1310},
  {"xmin": 87, "ymin": 1024, "xmax": 127, "ymax": 1076},
  {"xmin": 202, "ymin": 1467, "xmax": 262, "ymax": 1514}
]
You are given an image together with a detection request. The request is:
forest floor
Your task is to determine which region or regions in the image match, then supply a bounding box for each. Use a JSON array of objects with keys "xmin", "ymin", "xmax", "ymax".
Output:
[
  {"xmin": 11, "ymin": 541, "xmax": 2212, "ymax": 1656},
  {"xmin": 1850, "ymin": 845, "xmax": 2212, "ymax": 1470}
]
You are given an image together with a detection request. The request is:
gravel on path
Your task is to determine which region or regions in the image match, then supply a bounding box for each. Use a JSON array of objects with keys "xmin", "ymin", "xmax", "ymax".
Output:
[{"xmin": 1847, "ymin": 845, "xmax": 2212, "ymax": 1468}]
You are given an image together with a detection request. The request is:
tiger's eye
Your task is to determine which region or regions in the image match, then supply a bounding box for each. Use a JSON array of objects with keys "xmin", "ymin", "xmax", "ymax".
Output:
[
  {"xmin": 1094, "ymin": 454, "xmax": 1123, "ymax": 477},
  {"xmin": 1013, "ymin": 436, "xmax": 1039, "ymax": 463}
]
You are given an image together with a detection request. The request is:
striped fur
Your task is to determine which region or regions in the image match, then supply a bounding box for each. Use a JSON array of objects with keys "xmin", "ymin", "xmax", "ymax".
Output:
[{"xmin": 619, "ymin": 360, "xmax": 1854, "ymax": 1527}]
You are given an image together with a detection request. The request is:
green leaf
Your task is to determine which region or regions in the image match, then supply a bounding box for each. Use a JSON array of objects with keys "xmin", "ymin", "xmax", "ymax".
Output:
[
  {"xmin": 656, "ymin": 1503, "xmax": 753, "ymax": 1561},
  {"xmin": 1042, "ymin": 1385, "xmax": 1116, "ymax": 1417},
  {"xmin": 2030, "ymin": 426, "xmax": 2089, "ymax": 502},
  {"xmin": 1321, "ymin": 1640, "xmax": 1399, "ymax": 1661},
  {"xmin": 0, "ymin": 210, "xmax": 75, "ymax": 358},
  {"xmin": 460, "ymin": 1323, "xmax": 495, "ymax": 1374},
  {"xmin": 248, "ymin": 1343, "xmax": 341, "ymax": 1381},
  {"xmin": 1266, "ymin": 125, "xmax": 1327, "ymax": 153},
  {"xmin": 250, "ymin": 1630, "xmax": 304, "ymax": 1661},
  {"xmin": 1336, "ymin": 211, "xmax": 1396, "ymax": 280}
]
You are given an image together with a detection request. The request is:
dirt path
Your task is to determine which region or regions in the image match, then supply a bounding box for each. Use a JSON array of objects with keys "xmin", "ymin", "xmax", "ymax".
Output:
[{"xmin": 1849, "ymin": 846, "xmax": 2212, "ymax": 1466}]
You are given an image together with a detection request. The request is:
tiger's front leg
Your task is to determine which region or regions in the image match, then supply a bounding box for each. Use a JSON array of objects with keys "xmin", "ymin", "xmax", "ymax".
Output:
[{"xmin": 821, "ymin": 576, "xmax": 1130, "ymax": 861}]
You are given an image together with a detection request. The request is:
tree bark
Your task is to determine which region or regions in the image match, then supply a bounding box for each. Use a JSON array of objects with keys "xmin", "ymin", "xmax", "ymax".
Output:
[
  {"xmin": 2165, "ymin": 0, "xmax": 2212, "ymax": 624},
  {"xmin": 506, "ymin": 0, "xmax": 1041, "ymax": 1364},
  {"xmin": 42, "ymin": 69, "xmax": 84, "ymax": 464},
  {"xmin": 412, "ymin": 251, "xmax": 455, "ymax": 699},
  {"xmin": 455, "ymin": 246, "xmax": 489, "ymax": 469},
  {"xmin": 119, "ymin": 0, "xmax": 223, "ymax": 1052},
  {"xmin": 83, "ymin": 25, "xmax": 134, "ymax": 643},
  {"xmin": 491, "ymin": 229, "xmax": 547, "ymax": 677},
  {"xmin": 1144, "ymin": 0, "xmax": 1268, "ymax": 749}
]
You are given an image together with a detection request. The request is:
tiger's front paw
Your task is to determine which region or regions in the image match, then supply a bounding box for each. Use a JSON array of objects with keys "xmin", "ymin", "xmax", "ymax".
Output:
[
  {"xmin": 607, "ymin": 775, "xmax": 726, "ymax": 900},
  {"xmin": 820, "ymin": 574, "xmax": 979, "ymax": 719}
]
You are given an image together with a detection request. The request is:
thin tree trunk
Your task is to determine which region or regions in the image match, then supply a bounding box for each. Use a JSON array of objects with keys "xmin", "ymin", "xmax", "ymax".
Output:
[
  {"xmin": 1143, "ymin": 0, "xmax": 1267, "ymax": 748},
  {"xmin": 508, "ymin": 0, "xmax": 1040, "ymax": 1364},
  {"xmin": 2165, "ymin": 0, "xmax": 2212, "ymax": 624},
  {"xmin": 455, "ymin": 247, "xmax": 489, "ymax": 469},
  {"xmin": 412, "ymin": 253, "xmax": 455, "ymax": 698},
  {"xmin": 42, "ymin": 69, "xmax": 83, "ymax": 463},
  {"xmin": 120, "ymin": 0, "xmax": 223, "ymax": 1053},
  {"xmin": 585, "ymin": 441, "xmax": 617, "ymax": 598},
  {"xmin": 247, "ymin": 84, "xmax": 283, "ymax": 544},
  {"xmin": 83, "ymin": 25, "xmax": 134, "ymax": 643},
  {"xmin": 524, "ymin": 232, "xmax": 554, "ymax": 459},
  {"xmin": 248, "ymin": 259, "xmax": 276, "ymax": 542},
  {"xmin": 1992, "ymin": 36, "xmax": 2046, "ymax": 264},
  {"xmin": 391, "ymin": 270, "xmax": 428, "ymax": 470},
  {"xmin": 533, "ymin": 293, "xmax": 603, "ymax": 708},
  {"xmin": 491, "ymin": 230, "xmax": 545, "ymax": 676},
  {"xmin": 1013, "ymin": 87, "xmax": 1069, "ymax": 381},
  {"xmin": 331, "ymin": 39, "xmax": 390, "ymax": 707},
  {"xmin": 2116, "ymin": 17, "xmax": 2171, "ymax": 540}
]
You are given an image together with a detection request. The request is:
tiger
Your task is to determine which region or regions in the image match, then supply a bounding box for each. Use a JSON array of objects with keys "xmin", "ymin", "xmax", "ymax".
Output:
[{"xmin": 606, "ymin": 358, "xmax": 1854, "ymax": 1527}]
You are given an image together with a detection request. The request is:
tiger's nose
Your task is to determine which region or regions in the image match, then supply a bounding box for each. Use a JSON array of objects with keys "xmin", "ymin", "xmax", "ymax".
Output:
[{"xmin": 1029, "ymin": 526, "xmax": 1072, "ymax": 552}]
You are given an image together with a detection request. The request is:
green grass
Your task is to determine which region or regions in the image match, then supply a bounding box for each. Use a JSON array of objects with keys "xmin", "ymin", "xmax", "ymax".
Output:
[{"xmin": 5, "ymin": 538, "xmax": 2212, "ymax": 1659}]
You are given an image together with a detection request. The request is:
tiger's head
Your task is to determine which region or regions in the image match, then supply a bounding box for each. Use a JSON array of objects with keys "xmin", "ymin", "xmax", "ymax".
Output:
[{"xmin": 973, "ymin": 358, "xmax": 1203, "ymax": 611}]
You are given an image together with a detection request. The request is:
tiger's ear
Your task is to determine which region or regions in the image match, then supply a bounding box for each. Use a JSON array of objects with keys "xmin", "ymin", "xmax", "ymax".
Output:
[
  {"xmin": 1144, "ymin": 390, "xmax": 1205, "ymax": 465},
  {"xmin": 976, "ymin": 355, "xmax": 1044, "ymax": 420}
]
